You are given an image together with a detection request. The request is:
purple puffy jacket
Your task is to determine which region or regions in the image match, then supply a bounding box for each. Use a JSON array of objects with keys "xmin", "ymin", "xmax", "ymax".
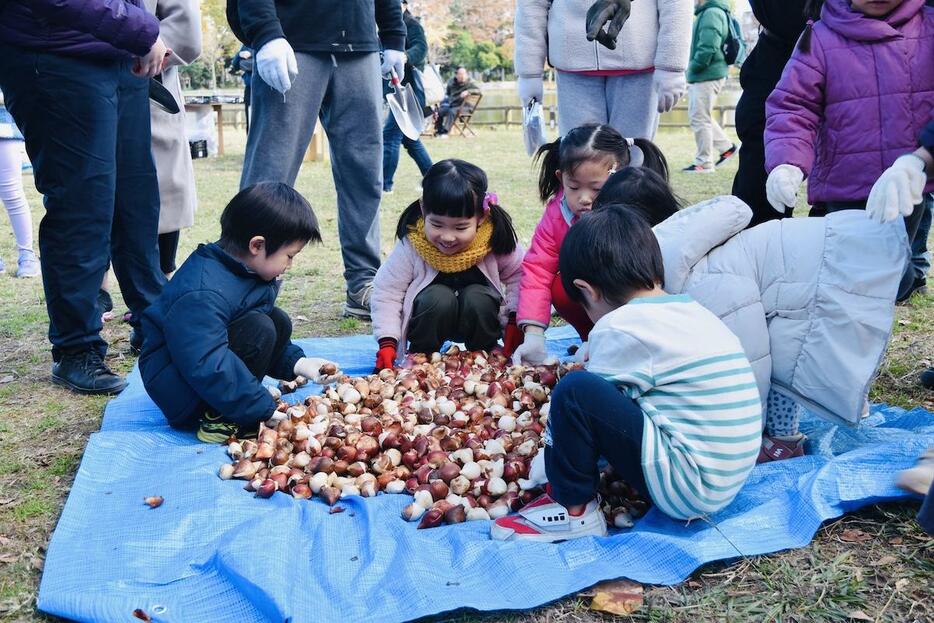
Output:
[
  {"xmin": 0, "ymin": 0, "xmax": 158, "ymax": 59},
  {"xmin": 765, "ymin": 0, "xmax": 934, "ymax": 203}
]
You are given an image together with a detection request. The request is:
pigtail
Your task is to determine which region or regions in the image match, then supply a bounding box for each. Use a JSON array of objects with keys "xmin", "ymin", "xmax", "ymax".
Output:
[
  {"xmin": 395, "ymin": 200, "xmax": 422, "ymax": 240},
  {"xmin": 796, "ymin": 0, "xmax": 823, "ymax": 54},
  {"xmin": 486, "ymin": 202, "xmax": 518, "ymax": 255},
  {"xmin": 631, "ymin": 138, "xmax": 669, "ymax": 182},
  {"xmin": 534, "ymin": 138, "xmax": 562, "ymax": 203}
]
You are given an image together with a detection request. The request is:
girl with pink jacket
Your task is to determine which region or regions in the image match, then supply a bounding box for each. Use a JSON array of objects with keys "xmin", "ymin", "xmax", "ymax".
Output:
[
  {"xmin": 512, "ymin": 124, "xmax": 673, "ymax": 365},
  {"xmin": 370, "ymin": 159, "xmax": 525, "ymax": 369}
]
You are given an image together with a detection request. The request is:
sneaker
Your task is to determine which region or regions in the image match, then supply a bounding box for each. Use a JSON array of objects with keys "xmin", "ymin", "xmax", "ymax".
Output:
[
  {"xmin": 896, "ymin": 276, "xmax": 927, "ymax": 303},
  {"xmin": 490, "ymin": 493, "xmax": 607, "ymax": 542},
  {"xmin": 895, "ymin": 446, "xmax": 934, "ymax": 496},
  {"xmin": 715, "ymin": 144, "xmax": 738, "ymax": 167},
  {"xmin": 920, "ymin": 367, "xmax": 934, "ymax": 390},
  {"xmin": 51, "ymin": 349, "xmax": 126, "ymax": 395},
  {"xmin": 681, "ymin": 164, "xmax": 715, "ymax": 174},
  {"xmin": 16, "ymin": 250, "xmax": 40, "ymax": 278},
  {"xmin": 343, "ymin": 282, "xmax": 373, "ymax": 320},
  {"xmin": 197, "ymin": 411, "xmax": 257, "ymax": 443},
  {"xmin": 756, "ymin": 433, "xmax": 806, "ymax": 463}
]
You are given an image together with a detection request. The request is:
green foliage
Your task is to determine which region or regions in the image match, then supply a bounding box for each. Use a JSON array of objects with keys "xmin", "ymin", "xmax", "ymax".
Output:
[{"xmin": 441, "ymin": 29, "xmax": 512, "ymax": 78}]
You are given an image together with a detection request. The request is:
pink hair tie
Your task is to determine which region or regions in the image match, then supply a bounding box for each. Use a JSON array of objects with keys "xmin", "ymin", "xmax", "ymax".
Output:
[{"xmin": 482, "ymin": 191, "xmax": 498, "ymax": 216}]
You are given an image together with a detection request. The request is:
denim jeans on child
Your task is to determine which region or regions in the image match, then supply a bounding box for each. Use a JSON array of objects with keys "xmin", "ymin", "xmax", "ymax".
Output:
[
  {"xmin": 0, "ymin": 44, "xmax": 165, "ymax": 358},
  {"xmin": 544, "ymin": 370, "xmax": 649, "ymax": 507}
]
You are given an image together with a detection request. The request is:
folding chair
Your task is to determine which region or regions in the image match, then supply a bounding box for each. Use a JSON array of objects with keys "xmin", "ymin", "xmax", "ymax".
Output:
[{"xmin": 451, "ymin": 92, "xmax": 483, "ymax": 137}]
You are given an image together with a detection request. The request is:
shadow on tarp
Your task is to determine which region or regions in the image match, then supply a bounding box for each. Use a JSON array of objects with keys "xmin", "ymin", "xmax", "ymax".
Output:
[{"xmin": 37, "ymin": 326, "xmax": 934, "ymax": 622}]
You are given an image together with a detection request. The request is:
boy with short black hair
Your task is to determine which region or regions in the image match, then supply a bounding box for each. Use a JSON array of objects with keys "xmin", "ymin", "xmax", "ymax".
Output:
[
  {"xmin": 492, "ymin": 205, "xmax": 762, "ymax": 542},
  {"xmin": 140, "ymin": 182, "xmax": 340, "ymax": 442}
]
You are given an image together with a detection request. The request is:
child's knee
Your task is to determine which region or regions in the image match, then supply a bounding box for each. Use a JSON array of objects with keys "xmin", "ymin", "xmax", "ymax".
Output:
[
  {"xmin": 268, "ymin": 306, "xmax": 293, "ymax": 341},
  {"xmin": 413, "ymin": 284, "xmax": 458, "ymax": 315}
]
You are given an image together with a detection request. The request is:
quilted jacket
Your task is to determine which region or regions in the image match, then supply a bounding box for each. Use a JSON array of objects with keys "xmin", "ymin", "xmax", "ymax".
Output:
[
  {"xmin": 765, "ymin": 0, "xmax": 934, "ymax": 203},
  {"xmin": 654, "ymin": 196, "xmax": 908, "ymax": 426}
]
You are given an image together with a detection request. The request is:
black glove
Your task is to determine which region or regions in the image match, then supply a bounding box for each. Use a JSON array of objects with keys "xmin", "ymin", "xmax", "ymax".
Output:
[{"xmin": 585, "ymin": 0, "xmax": 633, "ymax": 50}]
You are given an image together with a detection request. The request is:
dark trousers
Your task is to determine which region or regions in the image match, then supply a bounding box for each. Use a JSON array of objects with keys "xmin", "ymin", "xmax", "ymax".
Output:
[
  {"xmin": 158, "ymin": 231, "xmax": 180, "ymax": 275},
  {"xmin": 228, "ymin": 307, "xmax": 293, "ymax": 382},
  {"xmin": 407, "ymin": 283, "xmax": 501, "ymax": 353},
  {"xmin": 0, "ymin": 45, "xmax": 165, "ymax": 358},
  {"xmin": 920, "ymin": 478, "xmax": 934, "ymax": 535},
  {"xmin": 243, "ymin": 82, "xmax": 251, "ymax": 135},
  {"xmin": 545, "ymin": 370, "xmax": 649, "ymax": 507},
  {"xmin": 382, "ymin": 113, "xmax": 432, "ymax": 191},
  {"xmin": 731, "ymin": 119, "xmax": 793, "ymax": 227}
]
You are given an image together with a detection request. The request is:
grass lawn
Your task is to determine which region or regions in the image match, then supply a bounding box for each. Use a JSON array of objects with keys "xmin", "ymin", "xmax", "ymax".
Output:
[{"xmin": 0, "ymin": 127, "xmax": 931, "ymax": 622}]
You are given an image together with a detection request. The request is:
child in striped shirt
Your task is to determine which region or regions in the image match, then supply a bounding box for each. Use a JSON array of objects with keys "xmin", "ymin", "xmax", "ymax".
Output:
[{"xmin": 492, "ymin": 205, "xmax": 762, "ymax": 542}]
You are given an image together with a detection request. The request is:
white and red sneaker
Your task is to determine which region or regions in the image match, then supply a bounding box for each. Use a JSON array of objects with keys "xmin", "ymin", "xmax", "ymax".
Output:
[{"xmin": 490, "ymin": 493, "xmax": 607, "ymax": 542}]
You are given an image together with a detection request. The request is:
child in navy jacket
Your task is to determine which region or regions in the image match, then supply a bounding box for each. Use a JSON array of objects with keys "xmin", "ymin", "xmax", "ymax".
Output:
[{"xmin": 140, "ymin": 182, "xmax": 339, "ymax": 442}]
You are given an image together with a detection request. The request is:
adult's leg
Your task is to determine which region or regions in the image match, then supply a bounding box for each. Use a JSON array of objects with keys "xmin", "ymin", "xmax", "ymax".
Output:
[
  {"xmin": 456, "ymin": 283, "xmax": 502, "ymax": 351},
  {"xmin": 401, "ymin": 134, "xmax": 433, "ymax": 177},
  {"xmin": 243, "ymin": 82, "xmax": 251, "ymax": 135},
  {"xmin": 688, "ymin": 80, "xmax": 717, "ymax": 168},
  {"xmin": 240, "ymin": 53, "xmax": 331, "ymax": 189},
  {"xmin": 0, "ymin": 139, "xmax": 33, "ymax": 252},
  {"xmin": 551, "ymin": 274, "xmax": 594, "ymax": 341},
  {"xmin": 382, "ymin": 113, "xmax": 403, "ymax": 192},
  {"xmin": 909, "ymin": 194, "xmax": 932, "ymax": 282},
  {"xmin": 227, "ymin": 310, "xmax": 278, "ymax": 380},
  {"xmin": 732, "ymin": 97, "xmax": 792, "ymax": 226},
  {"xmin": 707, "ymin": 78, "xmax": 733, "ymax": 156},
  {"xmin": 606, "ymin": 72, "xmax": 659, "ymax": 140},
  {"xmin": 157, "ymin": 230, "xmax": 180, "ymax": 275},
  {"xmin": 544, "ymin": 370, "xmax": 648, "ymax": 507},
  {"xmin": 0, "ymin": 47, "xmax": 119, "ymax": 357},
  {"xmin": 407, "ymin": 284, "xmax": 458, "ymax": 353},
  {"xmin": 111, "ymin": 66, "xmax": 167, "ymax": 337},
  {"xmin": 318, "ymin": 52, "xmax": 384, "ymax": 294},
  {"xmin": 555, "ymin": 71, "xmax": 608, "ymax": 136}
]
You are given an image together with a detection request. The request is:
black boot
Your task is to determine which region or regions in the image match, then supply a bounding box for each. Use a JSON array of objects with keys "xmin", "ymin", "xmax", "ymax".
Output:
[
  {"xmin": 129, "ymin": 328, "xmax": 144, "ymax": 355},
  {"xmin": 51, "ymin": 349, "xmax": 126, "ymax": 395}
]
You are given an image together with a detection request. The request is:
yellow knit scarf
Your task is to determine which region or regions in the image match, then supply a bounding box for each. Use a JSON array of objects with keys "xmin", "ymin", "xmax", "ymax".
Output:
[{"xmin": 407, "ymin": 218, "xmax": 493, "ymax": 273}]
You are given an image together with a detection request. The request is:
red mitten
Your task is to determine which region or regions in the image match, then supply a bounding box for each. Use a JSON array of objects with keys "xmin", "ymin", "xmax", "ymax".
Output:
[
  {"xmin": 375, "ymin": 337, "xmax": 398, "ymax": 371},
  {"xmin": 501, "ymin": 314, "xmax": 524, "ymax": 357}
]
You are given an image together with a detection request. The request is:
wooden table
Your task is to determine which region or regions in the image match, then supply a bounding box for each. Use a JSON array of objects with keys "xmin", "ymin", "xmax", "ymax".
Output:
[{"xmin": 183, "ymin": 102, "xmax": 226, "ymax": 156}]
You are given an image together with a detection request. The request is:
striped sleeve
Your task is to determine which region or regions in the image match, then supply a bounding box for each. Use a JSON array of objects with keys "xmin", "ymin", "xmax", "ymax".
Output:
[{"xmin": 586, "ymin": 329, "xmax": 655, "ymax": 397}]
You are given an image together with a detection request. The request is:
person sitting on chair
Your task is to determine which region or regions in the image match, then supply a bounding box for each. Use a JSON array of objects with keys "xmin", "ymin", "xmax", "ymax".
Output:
[{"xmin": 435, "ymin": 66, "xmax": 480, "ymax": 136}]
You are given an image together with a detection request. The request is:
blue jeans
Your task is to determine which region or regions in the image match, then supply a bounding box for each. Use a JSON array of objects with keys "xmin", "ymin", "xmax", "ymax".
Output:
[
  {"xmin": 545, "ymin": 370, "xmax": 649, "ymax": 506},
  {"xmin": 382, "ymin": 112, "xmax": 432, "ymax": 191},
  {"xmin": 0, "ymin": 45, "xmax": 165, "ymax": 357}
]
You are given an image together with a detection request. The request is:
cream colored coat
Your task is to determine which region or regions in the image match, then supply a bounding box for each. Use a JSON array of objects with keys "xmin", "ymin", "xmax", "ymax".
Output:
[{"xmin": 144, "ymin": 0, "xmax": 201, "ymax": 234}]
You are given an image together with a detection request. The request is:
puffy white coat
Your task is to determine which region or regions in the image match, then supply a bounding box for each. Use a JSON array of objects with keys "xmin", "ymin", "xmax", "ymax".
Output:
[
  {"xmin": 514, "ymin": 0, "xmax": 692, "ymax": 76},
  {"xmin": 653, "ymin": 197, "xmax": 908, "ymax": 427}
]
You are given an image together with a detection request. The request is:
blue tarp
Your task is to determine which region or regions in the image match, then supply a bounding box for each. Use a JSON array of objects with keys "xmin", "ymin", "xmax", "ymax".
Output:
[{"xmin": 38, "ymin": 327, "xmax": 934, "ymax": 622}]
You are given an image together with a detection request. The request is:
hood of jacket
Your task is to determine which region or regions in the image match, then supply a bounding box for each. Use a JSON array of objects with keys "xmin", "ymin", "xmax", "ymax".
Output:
[{"xmin": 821, "ymin": 0, "xmax": 926, "ymax": 41}]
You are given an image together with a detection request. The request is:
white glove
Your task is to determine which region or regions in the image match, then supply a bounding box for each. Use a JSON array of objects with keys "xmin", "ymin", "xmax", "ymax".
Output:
[
  {"xmin": 866, "ymin": 154, "xmax": 926, "ymax": 223},
  {"xmin": 381, "ymin": 49, "xmax": 406, "ymax": 82},
  {"xmin": 512, "ymin": 331, "xmax": 547, "ymax": 366},
  {"xmin": 653, "ymin": 69, "xmax": 686, "ymax": 114},
  {"xmin": 766, "ymin": 164, "xmax": 805, "ymax": 213},
  {"xmin": 266, "ymin": 385, "xmax": 282, "ymax": 401},
  {"xmin": 256, "ymin": 38, "xmax": 298, "ymax": 94},
  {"xmin": 293, "ymin": 357, "xmax": 341, "ymax": 385},
  {"xmin": 517, "ymin": 75, "xmax": 544, "ymax": 105}
]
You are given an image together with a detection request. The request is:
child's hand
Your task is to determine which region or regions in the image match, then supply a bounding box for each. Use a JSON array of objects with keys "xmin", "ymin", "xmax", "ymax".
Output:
[
  {"xmin": 766, "ymin": 165, "xmax": 804, "ymax": 213},
  {"xmin": 293, "ymin": 357, "xmax": 341, "ymax": 384},
  {"xmin": 375, "ymin": 338, "xmax": 398, "ymax": 371},
  {"xmin": 512, "ymin": 331, "xmax": 547, "ymax": 366}
]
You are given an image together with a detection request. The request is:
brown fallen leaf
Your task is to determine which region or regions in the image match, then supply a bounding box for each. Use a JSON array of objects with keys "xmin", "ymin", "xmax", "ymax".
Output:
[
  {"xmin": 329, "ymin": 505, "xmax": 346, "ymax": 514},
  {"xmin": 132, "ymin": 609, "xmax": 152, "ymax": 622},
  {"xmin": 589, "ymin": 579, "xmax": 644, "ymax": 616},
  {"xmin": 839, "ymin": 528, "xmax": 871, "ymax": 543},
  {"xmin": 870, "ymin": 555, "xmax": 898, "ymax": 567},
  {"xmin": 848, "ymin": 610, "xmax": 873, "ymax": 621},
  {"xmin": 888, "ymin": 536, "xmax": 904, "ymax": 545}
]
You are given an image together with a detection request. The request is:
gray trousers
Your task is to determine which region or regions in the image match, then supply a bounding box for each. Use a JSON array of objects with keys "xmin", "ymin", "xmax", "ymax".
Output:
[
  {"xmin": 242, "ymin": 52, "xmax": 383, "ymax": 294},
  {"xmin": 555, "ymin": 71, "xmax": 659, "ymax": 139}
]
